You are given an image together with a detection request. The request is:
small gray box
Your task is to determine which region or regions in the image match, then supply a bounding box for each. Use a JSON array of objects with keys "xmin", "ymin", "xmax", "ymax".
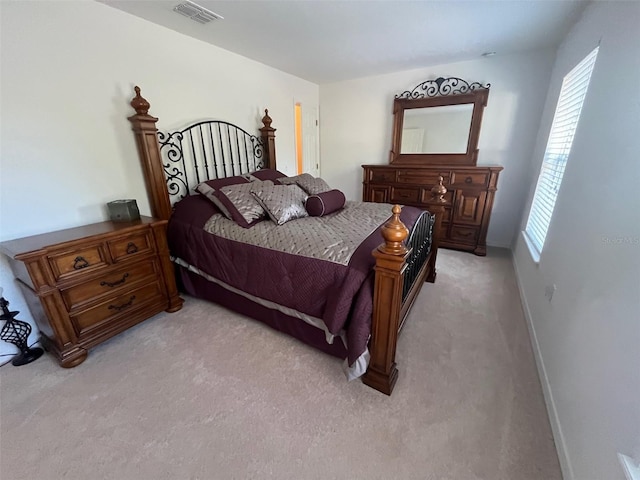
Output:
[{"xmin": 107, "ymin": 199, "xmax": 140, "ymax": 222}]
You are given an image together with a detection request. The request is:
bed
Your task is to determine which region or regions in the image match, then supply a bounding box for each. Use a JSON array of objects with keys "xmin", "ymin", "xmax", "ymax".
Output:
[{"xmin": 127, "ymin": 86, "xmax": 445, "ymax": 395}]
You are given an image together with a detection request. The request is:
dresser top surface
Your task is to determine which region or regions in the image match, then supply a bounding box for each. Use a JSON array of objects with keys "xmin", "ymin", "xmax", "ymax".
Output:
[
  {"xmin": 0, "ymin": 216, "xmax": 163, "ymax": 258},
  {"xmin": 362, "ymin": 164, "xmax": 504, "ymax": 171}
]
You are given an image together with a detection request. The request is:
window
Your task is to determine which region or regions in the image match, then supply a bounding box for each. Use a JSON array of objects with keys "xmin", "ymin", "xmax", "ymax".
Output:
[{"xmin": 524, "ymin": 46, "xmax": 599, "ymax": 261}]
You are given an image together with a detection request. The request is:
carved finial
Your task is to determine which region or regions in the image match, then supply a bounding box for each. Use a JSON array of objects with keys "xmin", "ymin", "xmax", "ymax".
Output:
[
  {"xmin": 130, "ymin": 85, "xmax": 150, "ymax": 115},
  {"xmin": 379, "ymin": 205, "xmax": 409, "ymax": 255},
  {"xmin": 431, "ymin": 176, "xmax": 447, "ymax": 203},
  {"xmin": 261, "ymin": 109, "xmax": 273, "ymax": 129}
]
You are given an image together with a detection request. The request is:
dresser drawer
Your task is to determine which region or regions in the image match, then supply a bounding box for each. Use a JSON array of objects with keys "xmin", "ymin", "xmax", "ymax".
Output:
[
  {"xmin": 107, "ymin": 230, "xmax": 153, "ymax": 262},
  {"xmin": 60, "ymin": 259, "xmax": 159, "ymax": 311},
  {"xmin": 369, "ymin": 169, "xmax": 396, "ymax": 183},
  {"xmin": 421, "ymin": 189, "xmax": 454, "ymax": 205},
  {"xmin": 390, "ymin": 187, "xmax": 420, "ymax": 204},
  {"xmin": 48, "ymin": 245, "xmax": 109, "ymax": 281},
  {"xmin": 449, "ymin": 171, "xmax": 489, "ymax": 187},
  {"xmin": 397, "ymin": 170, "xmax": 449, "ymax": 185},
  {"xmin": 69, "ymin": 280, "xmax": 165, "ymax": 336},
  {"xmin": 449, "ymin": 225, "xmax": 480, "ymax": 245}
]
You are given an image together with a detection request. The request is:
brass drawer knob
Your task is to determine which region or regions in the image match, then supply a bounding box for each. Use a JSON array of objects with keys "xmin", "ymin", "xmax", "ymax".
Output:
[{"xmin": 126, "ymin": 242, "xmax": 139, "ymax": 254}]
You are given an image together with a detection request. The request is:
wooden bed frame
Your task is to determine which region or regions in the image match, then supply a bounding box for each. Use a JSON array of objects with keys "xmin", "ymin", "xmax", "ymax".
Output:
[{"xmin": 127, "ymin": 86, "xmax": 444, "ymax": 395}]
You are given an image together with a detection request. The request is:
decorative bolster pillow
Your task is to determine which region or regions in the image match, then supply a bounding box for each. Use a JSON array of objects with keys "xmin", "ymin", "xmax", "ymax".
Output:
[{"xmin": 305, "ymin": 189, "xmax": 346, "ymax": 217}]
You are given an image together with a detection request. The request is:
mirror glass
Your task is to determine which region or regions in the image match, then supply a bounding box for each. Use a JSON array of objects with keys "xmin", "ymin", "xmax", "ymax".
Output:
[
  {"xmin": 389, "ymin": 78, "xmax": 489, "ymax": 166},
  {"xmin": 400, "ymin": 104, "xmax": 474, "ymax": 154}
]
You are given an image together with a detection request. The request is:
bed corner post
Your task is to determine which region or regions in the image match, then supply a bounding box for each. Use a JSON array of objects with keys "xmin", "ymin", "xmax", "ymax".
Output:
[
  {"xmin": 363, "ymin": 205, "xmax": 410, "ymax": 396},
  {"xmin": 425, "ymin": 176, "xmax": 448, "ymax": 283},
  {"xmin": 259, "ymin": 109, "xmax": 277, "ymax": 170},
  {"xmin": 128, "ymin": 86, "xmax": 172, "ymax": 221}
]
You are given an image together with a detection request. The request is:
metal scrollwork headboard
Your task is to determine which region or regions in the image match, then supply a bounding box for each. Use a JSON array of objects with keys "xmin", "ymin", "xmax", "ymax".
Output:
[
  {"xmin": 157, "ymin": 120, "xmax": 265, "ymax": 203},
  {"xmin": 128, "ymin": 86, "xmax": 277, "ymax": 221}
]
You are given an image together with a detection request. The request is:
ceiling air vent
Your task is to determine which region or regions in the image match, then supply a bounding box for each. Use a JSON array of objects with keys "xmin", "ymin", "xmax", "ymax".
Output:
[{"xmin": 173, "ymin": 1, "xmax": 223, "ymax": 24}]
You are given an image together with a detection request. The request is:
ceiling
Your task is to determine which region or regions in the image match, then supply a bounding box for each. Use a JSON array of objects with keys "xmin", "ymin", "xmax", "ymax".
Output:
[{"xmin": 100, "ymin": 0, "xmax": 588, "ymax": 84}]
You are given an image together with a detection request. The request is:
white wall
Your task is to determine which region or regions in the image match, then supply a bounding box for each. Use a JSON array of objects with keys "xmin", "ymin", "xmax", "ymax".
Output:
[
  {"xmin": 319, "ymin": 49, "xmax": 556, "ymax": 248},
  {"xmin": 512, "ymin": 2, "xmax": 640, "ymax": 479},
  {"xmin": 0, "ymin": 0, "xmax": 318, "ymax": 357}
]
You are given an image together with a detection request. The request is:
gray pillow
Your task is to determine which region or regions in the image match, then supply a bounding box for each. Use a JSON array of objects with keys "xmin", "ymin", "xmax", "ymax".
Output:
[
  {"xmin": 195, "ymin": 176, "xmax": 250, "ymax": 220},
  {"xmin": 195, "ymin": 182, "xmax": 234, "ymax": 219},
  {"xmin": 278, "ymin": 173, "xmax": 314, "ymax": 186},
  {"xmin": 216, "ymin": 180, "xmax": 274, "ymax": 228},
  {"xmin": 251, "ymin": 184, "xmax": 308, "ymax": 225},
  {"xmin": 295, "ymin": 175, "xmax": 331, "ymax": 195}
]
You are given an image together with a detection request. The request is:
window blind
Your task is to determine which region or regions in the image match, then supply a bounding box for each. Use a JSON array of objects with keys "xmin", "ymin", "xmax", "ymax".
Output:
[{"xmin": 525, "ymin": 47, "xmax": 599, "ymax": 259}]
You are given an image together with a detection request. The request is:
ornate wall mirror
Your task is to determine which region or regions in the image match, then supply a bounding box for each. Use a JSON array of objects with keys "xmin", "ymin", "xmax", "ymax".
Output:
[{"xmin": 390, "ymin": 77, "xmax": 490, "ymax": 166}]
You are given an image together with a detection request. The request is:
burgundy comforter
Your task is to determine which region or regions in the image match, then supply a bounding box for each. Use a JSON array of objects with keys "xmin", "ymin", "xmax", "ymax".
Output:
[{"xmin": 166, "ymin": 195, "xmax": 423, "ymax": 370}]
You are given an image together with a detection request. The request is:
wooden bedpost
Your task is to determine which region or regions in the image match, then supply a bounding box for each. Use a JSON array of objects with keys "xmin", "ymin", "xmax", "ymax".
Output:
[
  {"xmin": 363, "ymin": 205, "xmax": 410, "ymax": 395},
  {"xmin": 259, "ymin": 109, "xmax": 277, "ymax": 170},
  {"xmin": 128, "ymin": 86, "xmax": 172, "ymax": 221},
  {"xmin": 425, "ymin": 204, "xmax": 444, "ymax": 283},
  {"xmin": 425, "ymin": 177, "xmax": 448, "ymax": 283}
]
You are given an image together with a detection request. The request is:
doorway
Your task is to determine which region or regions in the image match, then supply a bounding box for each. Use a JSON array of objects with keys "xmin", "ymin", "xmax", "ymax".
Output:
[{"xmin": 294, "ymin": 102, "xmax": 319, "ymax": 176}]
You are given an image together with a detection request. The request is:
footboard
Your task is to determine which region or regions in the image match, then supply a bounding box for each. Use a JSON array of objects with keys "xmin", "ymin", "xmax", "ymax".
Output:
[{"xmin": 362, "ymin": 203, "xmax": 444, "ymax": 395}]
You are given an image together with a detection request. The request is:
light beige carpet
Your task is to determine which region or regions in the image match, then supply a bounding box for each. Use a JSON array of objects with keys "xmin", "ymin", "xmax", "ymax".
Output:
[{"xmin": 0, "ymin": 248, "xmax": 562, "ymax": 480}]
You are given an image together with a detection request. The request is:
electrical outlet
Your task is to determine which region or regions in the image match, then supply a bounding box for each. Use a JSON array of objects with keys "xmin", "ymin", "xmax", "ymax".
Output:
[{"xmin": 544, "ymin": 284, "xmax": 556, "ymax": 302}]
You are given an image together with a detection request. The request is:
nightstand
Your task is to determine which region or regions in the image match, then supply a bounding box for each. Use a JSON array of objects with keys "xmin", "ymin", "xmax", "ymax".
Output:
[{"xmin": 0, "ymin": 217, "xmax": 183, "ymax": 367}]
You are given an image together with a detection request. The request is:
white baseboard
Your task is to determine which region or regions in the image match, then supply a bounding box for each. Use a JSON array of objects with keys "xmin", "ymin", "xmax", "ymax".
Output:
[
  {"xmin": 511, "ymin": 250, "xmax": 574, "ymax": 480},
  {"xmin": 486, "ymin": 241, "xmax": 512, "ymax": 249}
]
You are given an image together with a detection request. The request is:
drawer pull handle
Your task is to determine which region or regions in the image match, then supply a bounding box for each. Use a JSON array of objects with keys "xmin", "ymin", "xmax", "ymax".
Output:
[
  {"xmin": 465, "ymin": 176, "xmax": 473, "ymax": 184},
  {"xmin": 126, "ymin": 242, "xmax": 139, "ymax": 254},
  {"xmin": 73, "ymin": 256, "xmax": 90, "ymax": 270},
  {"xmin": 458, "ymin": 231, "xmax": 473, "ymax": 237},
  {"xmin": 100, "ymin": 273, "xmax": 129, "ymax": 288},
  {"xmin": 108, "ymin": 295, "xmax": 135, "ymax": 312}
]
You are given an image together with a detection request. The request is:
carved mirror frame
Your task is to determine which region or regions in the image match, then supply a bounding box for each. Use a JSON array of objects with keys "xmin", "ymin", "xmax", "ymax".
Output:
[{"xmin": 390, "ymin": 77, "xmax": 490, "ymax": 166}]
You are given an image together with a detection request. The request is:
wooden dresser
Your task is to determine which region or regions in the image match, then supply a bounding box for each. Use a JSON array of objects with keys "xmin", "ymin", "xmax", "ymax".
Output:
[
  {"xmin": 366, "ymin": 76, "xmax": 504, "ymax": 256},
  {"xmin": 0, "ymin": 217, "xmax": 183, "ymax": 367},
  {"xmin": 362, "ymin": 164, "xmax": 503, "ymax": 255}
]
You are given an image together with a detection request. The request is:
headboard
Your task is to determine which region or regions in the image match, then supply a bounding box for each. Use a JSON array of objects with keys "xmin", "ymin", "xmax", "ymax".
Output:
[{"xmin": 127, "ymin": 86, "xmax": 277, "ymax": 220}]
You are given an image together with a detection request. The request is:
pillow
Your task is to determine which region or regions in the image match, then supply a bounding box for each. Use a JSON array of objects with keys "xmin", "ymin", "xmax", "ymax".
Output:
[
  {"xmin": 241, "ymin": 173, "xmax": 261, "ymax": 182},
  {"xmin": 277, "ymin": 173, "xmax": 314, "ymax": 186},
  {"xmin": 171, "ymin": 194, "xmax": 221, "ymax": 228},
  {"xmin": 216, "ymin": 180, "xmax": 274, "ymax": 228},
  {"xmin": 251, "ymin": 184, "xmax": 308, "ymax": 226},
  {"xmin": 196, "ymin": 184, "xmax": 234, "ymax": 219},
  {"xmin": 295, "ymin": 175, "xmax": 332, "ymax": 195},
  {"xmin": 305, "ymin": 189, "xmax": 346, "ymax": 217},
  {"xmin": 248, "ymin": 169, "xmax": 288, "ymax": 182},
  {"xmin": 195, "ymin": 176, "xmax": 250, "ymax": 220},
  {"xmin": 197, "ymin": 175, "xmax": 249, "ymax": 190}
]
